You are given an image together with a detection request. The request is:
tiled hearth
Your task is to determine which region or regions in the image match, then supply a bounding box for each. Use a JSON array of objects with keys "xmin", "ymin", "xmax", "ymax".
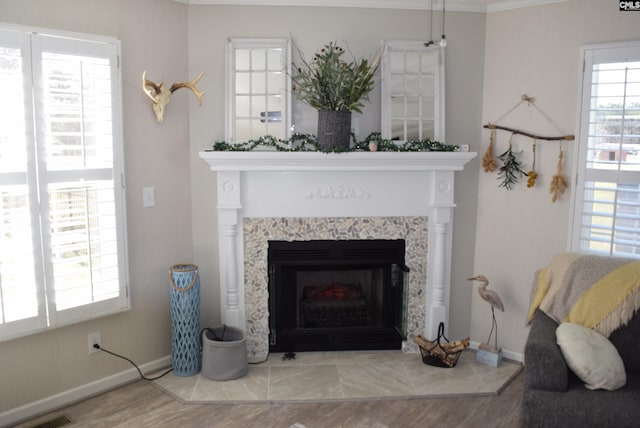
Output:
[{"xmin": 154, "ymin": 350, "xmax": 522, "ymax": 402}]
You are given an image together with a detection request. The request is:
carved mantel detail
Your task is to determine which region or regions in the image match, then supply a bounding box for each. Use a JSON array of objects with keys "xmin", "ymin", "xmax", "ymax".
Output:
[{"xmin": 305, "ymin": 185, "xmax": 372, "ymax": 200}]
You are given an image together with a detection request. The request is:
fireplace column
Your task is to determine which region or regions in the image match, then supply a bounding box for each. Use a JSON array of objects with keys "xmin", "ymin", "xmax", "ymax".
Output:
[
  {"xmin": 217, "ymin": 171, "xmax": 244, "ymax": 329},
  {"xmin": 426, "ymin": 171, "xmax": 455, "ymax": 339}
]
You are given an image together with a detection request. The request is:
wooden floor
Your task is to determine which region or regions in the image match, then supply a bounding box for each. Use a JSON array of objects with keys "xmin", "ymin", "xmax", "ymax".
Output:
[{"xmin": 18, "ymin": 372, "xmax": 523, "ymax": 428}]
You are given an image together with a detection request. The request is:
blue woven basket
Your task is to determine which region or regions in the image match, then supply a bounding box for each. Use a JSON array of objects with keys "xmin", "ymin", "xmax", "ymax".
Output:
[{"xmin": 170, "ymin": 264, "xmax": 201, "ymax": 376}]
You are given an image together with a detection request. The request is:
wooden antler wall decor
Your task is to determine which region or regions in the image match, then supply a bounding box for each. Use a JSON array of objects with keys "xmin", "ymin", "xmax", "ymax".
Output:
[
  {"xmin": 142, "ymin": 70, "xmax": 205, "ymax": 123},
  {"xmin": 482, "ymin": 95, "xmax": 574, "ymax": 201}
]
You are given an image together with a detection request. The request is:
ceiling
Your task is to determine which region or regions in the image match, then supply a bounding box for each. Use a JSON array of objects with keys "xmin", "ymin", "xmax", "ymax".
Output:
[{"xmin": 175, "ymin": 0, "xmax": 569, "ymax": 13}]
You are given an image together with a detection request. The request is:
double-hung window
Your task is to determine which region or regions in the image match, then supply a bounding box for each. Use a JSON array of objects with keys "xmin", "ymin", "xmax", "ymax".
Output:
[
  {"xmin": 572, "ymin": 41, "xmax": 640, "ymax": 257},
  {"xmin": 0, "ymin": 25, "xmax": 129, "ymax": 341}
]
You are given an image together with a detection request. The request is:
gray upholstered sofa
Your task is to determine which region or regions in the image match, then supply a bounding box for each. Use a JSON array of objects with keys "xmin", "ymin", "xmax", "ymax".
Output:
[{"xmin": 522, "ymin": 308, "xmax": 640, "ymax": 427}]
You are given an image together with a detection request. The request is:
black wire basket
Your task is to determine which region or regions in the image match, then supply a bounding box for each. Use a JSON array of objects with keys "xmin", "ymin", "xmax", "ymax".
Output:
[{"xmin": 417, "ymin": 322, "xmax": 466, "ymax": 368}]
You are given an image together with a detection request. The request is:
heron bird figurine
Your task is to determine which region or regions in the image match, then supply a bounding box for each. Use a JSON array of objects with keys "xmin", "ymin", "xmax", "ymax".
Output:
[{"xmin": 468, "ymin": 275, "xmax": 504, "ymax": 351}]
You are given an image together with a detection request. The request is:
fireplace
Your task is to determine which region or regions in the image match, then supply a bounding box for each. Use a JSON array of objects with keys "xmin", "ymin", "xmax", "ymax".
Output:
[
  {"xmin": 268, "ymin": 239, "xmax": 409, "ymax": 352},
  {"xmin": 199, "ymin": 150, "xmax": 476, "ymax": 358}
]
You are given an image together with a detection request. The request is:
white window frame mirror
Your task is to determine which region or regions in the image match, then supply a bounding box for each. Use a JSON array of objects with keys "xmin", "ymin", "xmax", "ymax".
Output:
[
  {"xmin": 225, "ymin": 38, "xmax": 292, "ymax": 144},
  {"xmin": 380, "ymin": 41, "xmax": 445, "ymax": 143}
]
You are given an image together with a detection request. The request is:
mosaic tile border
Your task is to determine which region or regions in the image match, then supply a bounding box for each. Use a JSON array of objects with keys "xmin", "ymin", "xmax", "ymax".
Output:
[{"xmin": 243, "ymin": 217, "xmax": 428, "ymax": 358}]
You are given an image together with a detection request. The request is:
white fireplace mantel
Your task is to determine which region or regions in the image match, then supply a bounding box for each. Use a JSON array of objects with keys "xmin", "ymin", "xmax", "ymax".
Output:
[
  {"xmin": 199, "ymin": 150, "xmax": 476, "ymax": 345},
  {"xmin": 199, "ymin": 150, "xmax": 475, "ymax": 172}
]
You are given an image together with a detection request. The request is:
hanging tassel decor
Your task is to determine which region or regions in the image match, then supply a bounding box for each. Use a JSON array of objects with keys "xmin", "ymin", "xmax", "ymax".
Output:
[
  {"xmin": 482, "ymin": 94, "xmax": 574, "ymax": 196},
  {"xmin": 497, "ymin": 135, "xmax": 526, "ymax": 190},
  {"xmin": 550, "ymin": 146, "xmax": 568, "ymax": 202},
  {"xmin": 527, "ymin": 140, "xmax": 538, "ymax": 188},
  {"xmin": 483, "ymin": 128, "xmax": 498, "ymax": 172}
]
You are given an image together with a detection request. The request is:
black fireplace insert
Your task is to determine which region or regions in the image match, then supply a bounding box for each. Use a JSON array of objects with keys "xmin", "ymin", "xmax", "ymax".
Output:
[{"xmin": 268, "ymin": 239, "xmax": 409, "ymax": 352}]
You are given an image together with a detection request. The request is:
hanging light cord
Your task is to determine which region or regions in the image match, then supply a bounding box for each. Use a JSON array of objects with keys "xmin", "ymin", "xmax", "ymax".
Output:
[
  {"xmin": 440, "ymin": 0, "xmax": 447, "ymax": 46},
  {"xmin": 442, "ymin": 0, "xmax": 446, "ymax": 38},
  {"xmin": 429, "ymin": 0, "xmax": 434, "ymax": 44},
  {"xmin": 425, "ymin": 0, "xmax": 446, "ymax": 47}
]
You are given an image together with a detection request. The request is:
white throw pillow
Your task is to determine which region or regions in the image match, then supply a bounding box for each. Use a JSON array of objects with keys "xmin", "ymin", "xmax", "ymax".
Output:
[{"xmin": 556, "ymin": 322, "xmax": 626, "ymax": 391}]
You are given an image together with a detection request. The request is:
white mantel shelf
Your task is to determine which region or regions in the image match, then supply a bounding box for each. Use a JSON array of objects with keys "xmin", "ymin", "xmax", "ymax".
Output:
[
  {"xmin": 199, "ymin": 150, "xmax": 476, "ymax": 172},
  {"xmin": 199, "ymin": 149, "xmax": 477, "ymax": 347}
]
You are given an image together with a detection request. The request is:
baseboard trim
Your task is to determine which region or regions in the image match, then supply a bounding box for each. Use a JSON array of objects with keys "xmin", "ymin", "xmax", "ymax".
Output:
[
  {"xmin": 0, "ymin": 355, "xmax": 172, "ymax": 428},
  {"xmin": 469, "ymin": 341, "xmax": 523, "ymax": 363}
]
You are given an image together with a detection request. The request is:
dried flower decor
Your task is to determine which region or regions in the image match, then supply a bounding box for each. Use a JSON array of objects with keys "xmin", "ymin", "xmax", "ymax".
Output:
[
  {"xmin": 550, "ymin": 147, "xmax": 568, "ymax": 202},
  {"xmin": 527, "ymin": 141, "xmax": 538, "ymax": 188},
  {"xmin": 497, "ymin": 136, "xmax": 526, "ymax": 190},
  {"xmin": 292, "ymin": 42, "xmax": 382, "ymax": 113},
  {"xmin": 483, "ymin": 128, "xmax": 498, "ymax": 172}
]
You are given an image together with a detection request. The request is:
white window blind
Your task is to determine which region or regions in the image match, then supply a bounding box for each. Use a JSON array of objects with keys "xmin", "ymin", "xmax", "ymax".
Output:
[
  {"xmin": 572, "ymin": 42, "xmax": 640, "ymax": 257},
  {"xmin": 0, "ymin": 26, "xmax": 129, "ymax": 341}
]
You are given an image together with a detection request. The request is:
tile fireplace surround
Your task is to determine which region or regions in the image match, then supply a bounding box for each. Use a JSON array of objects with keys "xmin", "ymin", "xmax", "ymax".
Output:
[{"xmin": 199, "ymin": 151, "xmax": 476, "ymax": 358}]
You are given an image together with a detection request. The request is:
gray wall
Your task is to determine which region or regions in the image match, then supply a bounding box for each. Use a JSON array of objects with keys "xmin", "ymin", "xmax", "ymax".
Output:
[{"xmin": 0, "ymin": 0, "xmax": 193, "ymax": 415}]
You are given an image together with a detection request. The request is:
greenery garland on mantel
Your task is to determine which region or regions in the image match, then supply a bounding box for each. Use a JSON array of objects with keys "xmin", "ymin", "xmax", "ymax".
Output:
[{"xmin": 207, "ymin": 132, "xmax": 458, "ymax": 154}]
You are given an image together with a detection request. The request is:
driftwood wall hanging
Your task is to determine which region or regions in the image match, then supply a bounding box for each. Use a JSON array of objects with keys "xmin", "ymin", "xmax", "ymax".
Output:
[{"xmin": 482, "ymin": 95, "xmax": 574, "ymax": 202}]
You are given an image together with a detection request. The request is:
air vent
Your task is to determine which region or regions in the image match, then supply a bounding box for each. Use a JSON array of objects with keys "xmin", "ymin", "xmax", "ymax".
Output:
[{"xmin": 30, "ymin": 415, "xmax": 73, "ymax": 428}]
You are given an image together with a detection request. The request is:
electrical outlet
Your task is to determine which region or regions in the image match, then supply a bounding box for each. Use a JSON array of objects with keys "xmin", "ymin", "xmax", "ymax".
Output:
[
  {"xmin": 88, "ymin": 331, "xmax": 101, "ymax": 354},
  {"xmin": 142, "ymin": 186, "xmax": 155, "ymax": 208}
]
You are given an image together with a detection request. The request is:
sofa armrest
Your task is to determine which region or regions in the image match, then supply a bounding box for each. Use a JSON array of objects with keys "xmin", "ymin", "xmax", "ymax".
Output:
[{"xmin": 524, "ymin": 310, "xmax": 568, "ymax": 392}]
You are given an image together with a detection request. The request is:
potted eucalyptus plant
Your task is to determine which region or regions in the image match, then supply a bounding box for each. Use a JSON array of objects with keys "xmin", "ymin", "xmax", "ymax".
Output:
[{"xmin": 292, "ymin": 42, "xmax": 381, "ymax": 150}]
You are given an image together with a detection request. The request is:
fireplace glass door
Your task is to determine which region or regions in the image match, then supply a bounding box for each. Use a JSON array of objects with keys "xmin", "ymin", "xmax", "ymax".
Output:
[{"xmin": 268, "ymin": 239, "xmax": 409, "ymax": 352}]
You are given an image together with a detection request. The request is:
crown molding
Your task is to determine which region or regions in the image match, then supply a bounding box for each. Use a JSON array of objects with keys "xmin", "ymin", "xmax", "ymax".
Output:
[
  {"xmin": 177, "ymin": 0, "xmax": 484, "ymax": 12},
  {"xmin": 486, "ymin": 0, "xmax": 568, "ymax": 12},
  {"xmin": 173, "ymin": 0, "xmax": 570, "ymax": 13}
]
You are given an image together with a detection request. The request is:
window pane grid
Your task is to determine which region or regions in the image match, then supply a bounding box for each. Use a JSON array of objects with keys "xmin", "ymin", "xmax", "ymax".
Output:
[
  {"xmin": 231, "ymin": 42, "xmax": 289, "ymax": 141},
  {"xmin": 388, "ymin": 49, "xmax": 436, "ymax": 142}
]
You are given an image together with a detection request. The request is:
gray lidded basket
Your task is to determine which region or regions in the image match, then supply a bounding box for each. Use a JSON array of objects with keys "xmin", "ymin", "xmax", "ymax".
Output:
[{"xmin": 201, "ymin": 325, "xmax": 248, "ymax": 381}]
